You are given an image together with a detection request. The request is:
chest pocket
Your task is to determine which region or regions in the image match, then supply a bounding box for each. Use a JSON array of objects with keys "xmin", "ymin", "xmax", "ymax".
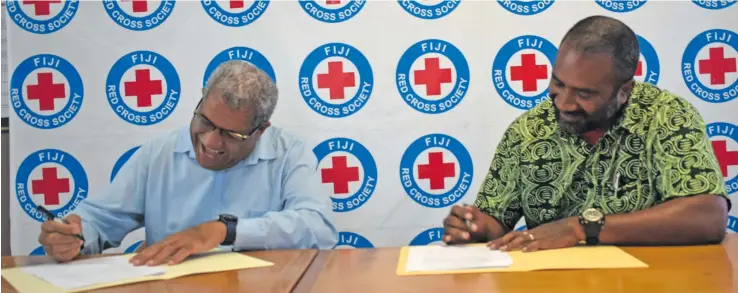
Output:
[{"xmin": 602, "ymin": 156, "xmax": 653, "ymax": 213}]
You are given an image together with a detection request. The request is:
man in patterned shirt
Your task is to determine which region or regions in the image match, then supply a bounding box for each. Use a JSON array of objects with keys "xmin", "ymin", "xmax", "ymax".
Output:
[{"xmin": 442, "ymin": 15, "xmax": 731, "ymax": 251}]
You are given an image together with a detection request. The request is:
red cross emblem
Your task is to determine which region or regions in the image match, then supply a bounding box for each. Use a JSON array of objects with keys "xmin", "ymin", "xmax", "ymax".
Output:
[
  {"xmin": 510, "ymin": 53, "xmax": 548, "ymax": 92},
  {"xmin": 31, "ymin": 167, "xmax": 70, "ymax": 206},
  {"xmin": 414, "ymin": 57, "xmax": 452, "ymax": 96},
  {"xmin": 417, "ymin": 152, "xmax": 455, "ymax": 190},
  {"xmin": 698, "ymin": 47, "xmax": 737, "ymax": 85},
  {"xmin": 124, "ymin": 69, "xmax": 163, "ymax": 108},
  {"xmin": 229, "ymin": 0, "xmax": 245, "ymax": 9},
  {"xmin": 23, "ymin": 0, "xmax": 62, "ymax": 16},
  {"xmin": 712, "ymin": 140, "xmax": 738, "ymax": 177},
  {"xmin": 27, "ymin": 72, "xmax": 66, "ymax": 111},
  {"xmin": 321, "ymin": 156, "xmax": 360, "ymax": 194},
  {"xmin": 120, "ymin": 0, "xmax": 149, "ymax": 12},
  {"xmin": 317, "ymin": 61, "xmax": 356, "ymax": 100}
]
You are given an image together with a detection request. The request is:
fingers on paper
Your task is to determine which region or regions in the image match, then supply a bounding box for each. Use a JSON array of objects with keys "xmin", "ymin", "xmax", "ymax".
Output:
[{"xmin": 487, "ymin": 231, "xmax": 521, "ymax": 250}]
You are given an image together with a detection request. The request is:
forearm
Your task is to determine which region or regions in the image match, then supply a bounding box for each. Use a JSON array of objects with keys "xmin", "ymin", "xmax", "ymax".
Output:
[
  {"xmin": 598, "ymin": 194, "xmax": 728, "ymax": 246},
  {"xmin": 73, "ymin": 202, "xmax": 144, "ymax": 254},
  {"xmin": 233, "ymin": 209, "xmax": 338, "ymax": 250}
]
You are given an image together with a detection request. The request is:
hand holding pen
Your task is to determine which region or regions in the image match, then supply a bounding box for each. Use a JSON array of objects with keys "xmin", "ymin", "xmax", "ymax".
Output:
[{"xmin": 37, "ymin": 206, "xmax": 85, "ymax": 262}]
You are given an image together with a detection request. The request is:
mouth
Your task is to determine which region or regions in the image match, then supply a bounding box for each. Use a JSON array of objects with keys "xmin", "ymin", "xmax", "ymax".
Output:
[
  {"xmin": 200, "ymin": 143, "xmax": 225, "ymax": 158},
  {"xmin": 558, "ymin": 112, "xmax": 585, "ymax": 122}
]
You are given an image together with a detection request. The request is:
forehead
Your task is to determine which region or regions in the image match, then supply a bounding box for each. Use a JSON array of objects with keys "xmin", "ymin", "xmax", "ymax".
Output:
[
  {"xmin": 553, "ymin": 43, "xmax": 616, "ymax": 89},
  {"xmin": 199, "ymin": 93, "xmax": 254, "ymax": 132}
]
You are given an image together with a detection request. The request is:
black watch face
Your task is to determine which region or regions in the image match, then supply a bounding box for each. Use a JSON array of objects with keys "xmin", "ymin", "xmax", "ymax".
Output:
[{"xmin": 220, "ymin": 214, "xmax": 237, "ymax": 222}]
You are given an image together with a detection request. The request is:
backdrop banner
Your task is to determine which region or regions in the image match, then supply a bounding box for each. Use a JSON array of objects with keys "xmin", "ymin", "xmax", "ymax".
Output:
[{"xmin": 5, "ymin": 0, "xmax": 737, "ymax": 255}]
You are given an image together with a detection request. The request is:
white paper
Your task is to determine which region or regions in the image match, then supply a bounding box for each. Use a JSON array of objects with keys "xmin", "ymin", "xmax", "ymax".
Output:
[
  {"xmin": 405, "ymin": 245, "xmax": 513, "ymax": 272},
  {"xmin": 21, "ymin": 255, "xmax": 167, "ymax": 290}
]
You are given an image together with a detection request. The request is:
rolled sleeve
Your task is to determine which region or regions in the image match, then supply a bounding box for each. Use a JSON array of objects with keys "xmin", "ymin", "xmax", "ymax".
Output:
[
  {"xmin": 233, "ymin": 141, "xmax": 338, "ymax": 251},
  {"xmin": 475, "ymin": 121, "xmax": 524, "ymax": 231},
  {"xmin": 653, "ymin": 101, "xmax": 731, "ymax": 210}
]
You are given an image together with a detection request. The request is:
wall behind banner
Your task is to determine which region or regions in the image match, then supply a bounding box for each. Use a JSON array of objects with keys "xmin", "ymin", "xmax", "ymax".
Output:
[{"xmin": 4, "ymin": 0, "xmax": 738, "ymax": 255}]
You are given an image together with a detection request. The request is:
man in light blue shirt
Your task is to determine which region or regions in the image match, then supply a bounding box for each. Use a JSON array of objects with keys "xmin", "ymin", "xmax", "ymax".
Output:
[{"xmin": 37, "ymin": 60, "xmax": 338, "ymax": 265}]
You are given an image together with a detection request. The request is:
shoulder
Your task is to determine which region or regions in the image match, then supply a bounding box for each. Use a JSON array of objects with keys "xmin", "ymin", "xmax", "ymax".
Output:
[
  {"xmin": 501, "ymin": 99, "xmax": 558, "ymax": 145},
  {"xmin": 258, "ymin": 126, "xmax": 316, "ymax": 166},
  {"xmin": 132, "ymin": 129, "xmax": 183, "ymax": 163},
  {"xmin": 632, "ymin": 82, "xmax": 707, "ymax": 132}
]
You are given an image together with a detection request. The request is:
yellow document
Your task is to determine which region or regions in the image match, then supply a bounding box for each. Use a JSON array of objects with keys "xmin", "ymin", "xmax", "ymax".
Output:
[
  {"xmin": 1, "ymin": 251, "xmax": 274, "ymax": 293},
  {"xmin": 396, "ymin": 244, "xmax": 648, "ymax": 276}
]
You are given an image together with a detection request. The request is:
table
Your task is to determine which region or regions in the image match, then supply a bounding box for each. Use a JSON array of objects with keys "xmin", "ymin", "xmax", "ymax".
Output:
[
  {"xmin": 1, "ymin": 249, "xmax": 318, "ymax": 293},
  {"xmin": 293, "ymin": 234, "xmax": 738, "ymax": 293}
]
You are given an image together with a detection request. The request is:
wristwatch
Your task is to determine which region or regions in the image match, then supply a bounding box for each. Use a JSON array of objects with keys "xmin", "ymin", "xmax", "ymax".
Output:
[
  {"xmin": 217, "ymin": 214, "xmax": 238, "ymax": 246},
  {"xmin": 579, "ymin": 208, "xmax": 605, "ymax": 245}
]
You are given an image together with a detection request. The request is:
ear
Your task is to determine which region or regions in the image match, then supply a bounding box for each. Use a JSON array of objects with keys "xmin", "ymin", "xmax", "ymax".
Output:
[
  {"xmin": 261, "ymin": 121, "xmax": 272, "ymax": 132},
  {"xmin": 617, "ymin": 80, "xmax": 635, "ymax": 105}
]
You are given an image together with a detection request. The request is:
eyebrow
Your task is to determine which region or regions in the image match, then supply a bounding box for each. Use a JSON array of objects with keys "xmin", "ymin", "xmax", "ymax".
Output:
[{"xmin": 551, "ymin": 74, "xmax": 600, "ymax": 94}]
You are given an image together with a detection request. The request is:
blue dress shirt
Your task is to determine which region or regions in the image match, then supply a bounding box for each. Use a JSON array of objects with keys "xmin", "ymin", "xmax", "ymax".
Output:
[{"xmin": 73, "ymin": 126, "xmax": 338, "ymax": 253}]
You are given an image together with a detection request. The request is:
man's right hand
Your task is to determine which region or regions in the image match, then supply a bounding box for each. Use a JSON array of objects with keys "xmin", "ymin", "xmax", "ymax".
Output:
[
  {"xmin": 442, "ymin": 205, "xmax": 499, "ymax": 244},
  {"xmin": 38, "ymin": 214, "xmax": 84, "ymax": 262}
]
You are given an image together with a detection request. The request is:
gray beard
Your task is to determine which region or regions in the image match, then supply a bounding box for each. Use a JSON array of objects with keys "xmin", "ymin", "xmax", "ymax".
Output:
[{"xmin": 555, "ymin": 94, "xmax": 621, "ymax": 135}]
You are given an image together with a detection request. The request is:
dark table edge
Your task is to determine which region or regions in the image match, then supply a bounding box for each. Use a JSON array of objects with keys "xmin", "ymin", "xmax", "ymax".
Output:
[{"xmin": 291, "ymin": 250, "xmax": 329, "ymax": 293}]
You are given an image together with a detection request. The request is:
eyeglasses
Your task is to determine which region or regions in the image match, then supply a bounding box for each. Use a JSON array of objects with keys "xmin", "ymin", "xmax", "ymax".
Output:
[{"xmin": 192, "ymin": 99, "xmax": 260, "ymax": 142}]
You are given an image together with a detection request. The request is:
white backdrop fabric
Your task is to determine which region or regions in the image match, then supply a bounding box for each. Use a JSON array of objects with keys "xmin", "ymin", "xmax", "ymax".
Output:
[{"xmin": 5, "ymin": 0, "xmax": 738, "ymax": 255}]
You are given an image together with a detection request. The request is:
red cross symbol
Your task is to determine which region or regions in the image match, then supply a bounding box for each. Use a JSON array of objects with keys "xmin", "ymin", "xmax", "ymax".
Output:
[
  {"xmin": 414, "ymin": 57, "xmax": 452, "ymax": 96},
  {"xmin": 635, "ymin": 60, "xmax": 643, "ymax": 77},
  {"xmin": 712, "ymin": 140, "xmax": 738, "ymax": 177},
  {"xmin": 317, "ymin": 61, "xmax": 356, "ymax": 100},
  {"xmin": 321, "ymin": 156, "xmax": 360, "ymax": 194},
  {"xmin": 510, "ymin": 53, "xmax": 548, "ymax": 92},
  {"xmin": 22, "ymin": 0, "xmax": 62, "ymax": 16},
  {"xmin": 31, "ymin": 167, "xmax": 70, "ymax": 206},
  {"xmin": 326, "ymin": 0, "xmax": 341, "ymax": 4},
  {"xmin": 229, "ymin": 0, "xmax": 244, "ymax": 9},
  {"xmin": 698, "ymin": 47, "xmax": 737, "ymax": 85},
  {"xmin": 417, "ymin": 152, "xmax": 455, "ymax": 190},
  {"xmin": 124, "ymin": 69, "xmax": 163, "ymax": 108},
  {"xmin": 27, "ymin": 72, "xmax": 66, "ymax": 111},
  {"xmin": 120, "ymin": 0, "xmax": 149, "ymax": 13}
]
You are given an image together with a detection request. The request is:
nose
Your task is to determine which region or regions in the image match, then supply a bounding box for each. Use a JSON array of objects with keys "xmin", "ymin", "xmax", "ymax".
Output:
[{"xmin": 200, "ymin": 130, "xmax": 223, "ymax": 149}]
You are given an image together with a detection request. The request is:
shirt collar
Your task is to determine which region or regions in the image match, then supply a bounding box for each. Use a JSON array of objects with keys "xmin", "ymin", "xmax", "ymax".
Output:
[{"xmin": 173, "ymin": 126, "xmax": 278, "ymax": 166}]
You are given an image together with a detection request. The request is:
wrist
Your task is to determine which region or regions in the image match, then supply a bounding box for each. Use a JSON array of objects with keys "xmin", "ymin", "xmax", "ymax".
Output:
[
  {"xmin": 203, "ymin": 220, "xmax": 227, "ymax": 244},
  {"xmin": 568, "ymin": 216, "xmax": 586, "ymax": 241}
]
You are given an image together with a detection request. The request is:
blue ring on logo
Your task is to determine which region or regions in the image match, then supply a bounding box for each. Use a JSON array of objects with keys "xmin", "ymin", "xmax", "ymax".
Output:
[
  {"xmin": 594, "ymin": 0, "xmax": 647, "ymax": 12},
  {"xmin": 16, "ymin": 149, "xmax": 89, "ymax": 223},
  {"xmin": 299, "ymin": 43, "xmax": 374, "ymax": 118},
  {"xmin": 106, "ymin": 50, "xmax": 181, "ymax": 126},
  {"xmin": 30, "ymin": 245, "xmax": 46, "ymax": 256},
  {"xmin": 515, "ymin": 225, "xmax": 527, "ymax": 231},
  {"xmin": 111, "ymin": 146, "xmax": 141, "ymax": 183},
  {"xmin": 396, "ymin": 39, "xmax": 470, "ymax": 114},
  {"xmin": 313, "ymin": 138, "xmax": 377, "ymax": 212},
  {"xmin": 336, "ymin": 231, "xmax": 374, "ymax": 248},
  {"xmin": 10, "ymin": 54, "xmax": 84, "ymax": 130},
  {"xmin": 682, "ymin": 29, "xmax": 738, "ymax": 103},
  {"xmin": 400, "ymin": 133, "xmax": 473, "ymax": 208},
  {"xmin": 706, "ymin": 122, "xmax": 738, "ymax": 195},
  {"xmin": 200, "ymin": 0, "xmax": 269, "ymax": 27},
  {"xmin": 728, "ymin": 215, "xmax": 737, "ymax": 233},
  {"xmin": 103, "ymin": 0, "xmax": 175, "ymax": 31},
  {"xmin": 692, "ymin": 0, "xmax": 736, "ymax": 9},
  {"xmin": 397, "ymin": 0, "xmax": 461, "ymax": 19},
  {"xmin": 492, "ymin": 35, "xmax": 557, "ymax": 110},
  {"xmin": 299, "ymin": 0, "xmax": 366, "ymax": 23},
  {"xmin": 203, "ymin": 46, "xmax": 276, "ymax": 87},
  {"xmin": 496, "ymin": 0, "xmax": 555, "ymax": 15},
  {"xmin": 409, "ymin": 227, "xmax": 444, "ymax": 245},
  {"xmin": 124, "ymin": 240, "xmax": 144, "ymax": 253},
  {"xmin": 5, "ymin": 0, "xmax": 79, "ymax": 34},
  {"xmin": 636, "ymin": 35, "xmax": 660, "ymax": 85}
]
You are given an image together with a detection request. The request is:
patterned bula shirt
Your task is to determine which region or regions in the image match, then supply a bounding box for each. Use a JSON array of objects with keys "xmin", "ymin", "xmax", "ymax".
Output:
[{"xmin": 475, "ymin": 81, "xmax": 731, "ymax": 230}]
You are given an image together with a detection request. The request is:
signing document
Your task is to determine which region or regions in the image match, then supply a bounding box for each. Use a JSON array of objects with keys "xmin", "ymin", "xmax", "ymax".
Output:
[{"xmin": 405, "ymin": 245, "xmax": 513, "ymax": 272}]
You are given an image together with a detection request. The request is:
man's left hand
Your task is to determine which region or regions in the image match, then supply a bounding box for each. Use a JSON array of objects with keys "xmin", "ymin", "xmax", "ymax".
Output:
[
  {"xmin": 129, "ymin": 221, "xmax": 226, "ymax": 266},
  {"xmin": 487, "ymin": 217, "xmax": 585, "ymax": 252}
]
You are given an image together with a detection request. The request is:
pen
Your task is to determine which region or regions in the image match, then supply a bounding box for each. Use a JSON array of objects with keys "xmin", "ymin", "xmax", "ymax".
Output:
[
  {"xmin": 37, "ymin": 205, "xmax": 85, "ymax": 242},
  {"xmin": 462, "ymin": 203, "xmax": 473, "ymax": 228}
]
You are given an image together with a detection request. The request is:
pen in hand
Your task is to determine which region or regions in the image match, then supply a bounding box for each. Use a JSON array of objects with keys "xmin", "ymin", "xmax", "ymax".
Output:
[{"xmin": 37, "ymin": 205, "xmax": 85, "ymax": 242}]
